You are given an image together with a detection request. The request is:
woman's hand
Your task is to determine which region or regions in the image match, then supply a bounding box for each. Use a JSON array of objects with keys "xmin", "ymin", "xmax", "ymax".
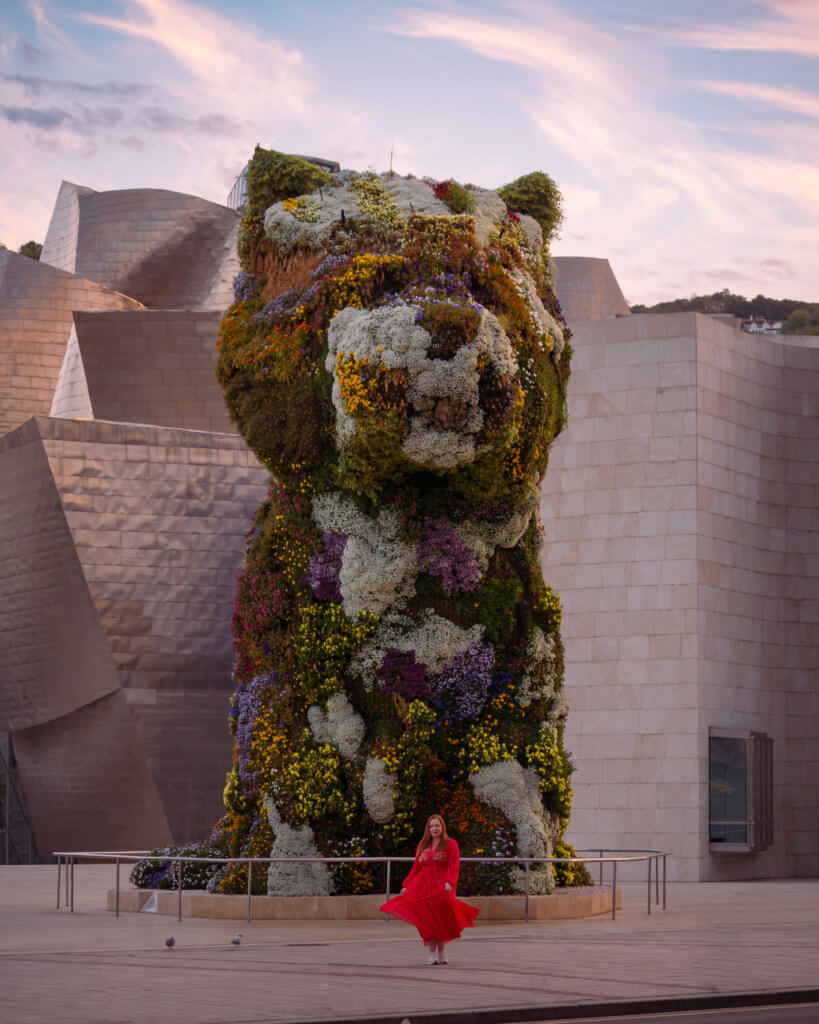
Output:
[
  {"xmin": 443, "ymin": 882, "xmax": 452, "ymax": 892},
  {"xmin": 400, "ymin": 887, "xmax": 406, "ymax": 896}
]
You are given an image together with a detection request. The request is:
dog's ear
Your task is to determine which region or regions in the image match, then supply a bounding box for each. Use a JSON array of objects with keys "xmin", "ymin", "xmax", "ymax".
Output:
[{"xmin": 496, "ymin": 172, "xmax": 564, "ymax": 243}]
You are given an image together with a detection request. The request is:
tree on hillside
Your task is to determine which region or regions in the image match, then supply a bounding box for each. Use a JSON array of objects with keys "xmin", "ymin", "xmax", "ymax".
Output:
[
  {"xmin": 782, "ymin": 308, "xmax": 819, "ymax": 335},
  {"xmin": 631, "ymin": 289, "xmax": 818, "ymax": 324},
  {"xmin": 19, "ymin": 241, "xmax": 42, "ymax": 261}
]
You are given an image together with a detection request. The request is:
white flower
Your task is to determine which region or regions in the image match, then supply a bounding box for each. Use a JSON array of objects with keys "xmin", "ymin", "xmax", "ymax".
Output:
[
  {"xmin": 456, "ymin": 489, "xmax": 539, "ymax": 572},
  {"xmin": 263, "ymin": 172, "xmax": 450, "ymax": 254},
  {"xmin": 263, "ymin": 795, "xmax": 333, "ymax": 896},
  {"xmin": 312, "ymin": 492, "xmax": 416, "ymax": 618},
  {"xmin": 469, "ymin": 188, "xmax": 508, "ymax": 247},
  {"xmin": 351, "ymin": 609, "xmax": 484, "ymax": 689},
  {"xmin": 307, "ymin": 692, "xmax": 365, "ymax": 759},
  {"xmin": 469, "ymin": 758, "xmax": 555, "ymax": 894},
  {"xmin": 326, "ymin": 304, "xmax": 518, "ymax": 472},
  {"xmin": 362, "ymin": 757, "xmax": 396, "ymax": 823},
  {"xmin": 516, "ymin": 628, "xmax": 558, "ymax": 708},
  {"xmin": 510, "ymin": 268, "xmax": 565, "ymax": 356}
]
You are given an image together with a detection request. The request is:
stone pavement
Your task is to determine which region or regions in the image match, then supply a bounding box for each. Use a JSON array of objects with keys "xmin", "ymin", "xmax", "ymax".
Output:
[{"xmin": 1, "ymin": 866, "xmax": 818, "ymax": 1024}]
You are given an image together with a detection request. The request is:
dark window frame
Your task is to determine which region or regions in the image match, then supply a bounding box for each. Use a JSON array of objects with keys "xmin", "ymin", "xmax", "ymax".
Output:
[{"xmin": 708, "ymin": 729, "xmax": 773, "ymax": 854}]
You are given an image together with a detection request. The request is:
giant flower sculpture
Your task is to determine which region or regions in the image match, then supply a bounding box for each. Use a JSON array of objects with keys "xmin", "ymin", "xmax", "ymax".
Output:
[{"xmin": 212, "ymin": 148, "xmax": 584, "ymax": 898}]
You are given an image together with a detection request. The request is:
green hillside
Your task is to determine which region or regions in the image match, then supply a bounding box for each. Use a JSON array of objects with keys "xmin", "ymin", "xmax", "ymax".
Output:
[{"xmin": 630, "ymin": 289, "xmax": 819, "ymax": 335}]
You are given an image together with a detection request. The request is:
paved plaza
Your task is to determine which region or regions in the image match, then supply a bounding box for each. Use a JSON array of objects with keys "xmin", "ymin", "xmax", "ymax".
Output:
[{"xmin": 1, "ymin": 866, "xmax": 818, "ymax": 1023}]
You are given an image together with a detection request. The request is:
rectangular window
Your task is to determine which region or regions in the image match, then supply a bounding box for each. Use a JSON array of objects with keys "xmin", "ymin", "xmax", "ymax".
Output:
[{"xmin": 708, "ymin": 730, "xmax": 773, "ymax": 853}]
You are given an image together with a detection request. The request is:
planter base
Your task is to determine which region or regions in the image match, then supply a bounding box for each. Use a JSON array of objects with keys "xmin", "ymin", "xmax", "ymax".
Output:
[{"xmin": 106, "ymin": 885, "xmax": 621, "ymax": 921}]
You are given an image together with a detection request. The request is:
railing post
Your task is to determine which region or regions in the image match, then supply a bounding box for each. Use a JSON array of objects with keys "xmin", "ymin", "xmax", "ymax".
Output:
[
  {"xmin": 56, "ymin": 856, "xmax": 61, "ymax": 910},
  {"xmin": 247, "ymin": 860, "xmax": 252, "ymax": 924},
  {"xmin": 525, "ymin": 862, "xmax": 530, "ymax": 923},
  {"xmin": 599, "ymin": 849, "xmax": 603, "ymax": 886},
  {"xmin": 647, "ymin": 855, "xmax": 651, "ymax": 915},
  {"xmin": 177, "ymin": 858, "xmax": 182, "ymax": 923},
  {"xmin": 385, "ymin": 859, "xmax": 392, "ymax": 921},
  {"xmin": 611, "ymin": 860, "xmax": 617, "ymax": 920},
  {"xmin": 70, "ymin": 856, "xmax": 74, "ymax": 913},
  {"xmin": 115, "ymin": 859, "xmax": 120, "ymax": 918},
  {"xmin": 655, "ymin": 854, "xmax": 660, "ymax": 905},
  {"xmin": 663, "ymin": 854, "xmax": 667, "ymax": 910}
]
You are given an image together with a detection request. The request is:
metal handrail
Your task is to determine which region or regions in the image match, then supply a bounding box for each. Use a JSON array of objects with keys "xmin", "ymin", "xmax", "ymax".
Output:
[
  {"xmin": 54, "ymin": 848, "xmax": 669, "ymax": 924},
  {"xmin": 0, "ymin": 735, "xmax": 37, "ymax": 865}
]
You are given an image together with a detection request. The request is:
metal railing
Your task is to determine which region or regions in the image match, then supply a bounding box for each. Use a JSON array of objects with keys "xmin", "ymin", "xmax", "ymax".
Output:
[
  {"xmin": 1, "ymin": 733, "xmax": 37, "ymax": 865},
  {"xmin": 54, "ymin": 848, "xmax": 668, "ymax": 923}
]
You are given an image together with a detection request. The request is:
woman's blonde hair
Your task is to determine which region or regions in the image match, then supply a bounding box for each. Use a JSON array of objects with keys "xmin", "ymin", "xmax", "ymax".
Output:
[{"xmin": 417, "ymin": 813, "xmax": 449, "ymax": 853}]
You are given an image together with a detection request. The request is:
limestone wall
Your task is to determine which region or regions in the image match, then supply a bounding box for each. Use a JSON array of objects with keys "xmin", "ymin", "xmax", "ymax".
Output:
[
  {"xmin": 552, "ymin": 257, "xmax": 631, "ymax": 323},
  {"xmin": 541, "ymin": 313, "xmax": 700, "ymax": 879},
  {"xmin": 696, "ymin": 320, "xmax": 819, "ymax": 879},
  {"xmin": 541, "ymin": 312, "xmax": 819, "ymax": 881}
]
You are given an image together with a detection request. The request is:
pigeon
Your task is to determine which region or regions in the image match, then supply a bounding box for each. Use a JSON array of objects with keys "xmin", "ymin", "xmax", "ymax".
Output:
[
  {"xmin": 165, "ymin": 937, "xmax": 175, "ymax": 951},
  {"xmin": 231, "ymin": 933, "xmax": 243, "ymax": 948}
]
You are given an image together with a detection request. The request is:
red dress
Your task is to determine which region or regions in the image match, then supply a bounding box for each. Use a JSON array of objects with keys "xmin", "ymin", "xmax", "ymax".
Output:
[{"xmin": 379, "ymin": 838, "xmax": 478, "ymax": 943}]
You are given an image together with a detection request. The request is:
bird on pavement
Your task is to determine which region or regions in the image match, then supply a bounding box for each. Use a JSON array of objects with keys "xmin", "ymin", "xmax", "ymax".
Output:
[
  {"xmin": 231, "ymin": 933, "xmax": 243, "ymax": 948},
  {"xmin": 165, "ymin": 937, "xmax": 175, "ymax": 951}
]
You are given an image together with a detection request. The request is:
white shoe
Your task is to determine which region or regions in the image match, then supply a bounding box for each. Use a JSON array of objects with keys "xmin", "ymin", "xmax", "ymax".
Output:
[
  {"xmin": 426, "ymin": 952, "xmax": 439, "ymax": 965},
  {"xmin": 437, "ymin": 951, "xmax": 447, "ymax": 965}
]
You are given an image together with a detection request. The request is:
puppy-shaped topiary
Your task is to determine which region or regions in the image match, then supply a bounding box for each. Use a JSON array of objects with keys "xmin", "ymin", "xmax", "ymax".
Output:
[{"xmin": 213, "ymin": 148, "xmax": 588, "ymax": 897}]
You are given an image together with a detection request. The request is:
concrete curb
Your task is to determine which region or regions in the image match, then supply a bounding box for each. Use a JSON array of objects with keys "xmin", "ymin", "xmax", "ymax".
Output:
[{"xmin": 268, "ymin": 987, "xmax": 819, "ymax": 1024}]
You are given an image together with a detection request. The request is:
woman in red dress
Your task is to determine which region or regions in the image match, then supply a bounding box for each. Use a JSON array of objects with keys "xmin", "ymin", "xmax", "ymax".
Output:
[{"xmin": 380, "ymin": 814, "xmax": 479, "ymax": 965}]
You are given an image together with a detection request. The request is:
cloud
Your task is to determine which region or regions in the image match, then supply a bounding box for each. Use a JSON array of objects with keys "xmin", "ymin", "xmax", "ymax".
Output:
[
  {"xmin": 19, "ymin": 40, "xmax": 51, "ymax": 63},
  {"xmin": 695, "ymin": 80, "xmax": 819, "ymax": 120},
  {"xmin": 386, "ymin": 1, "xmax": 819, "ymax": 304},
  {"xmin": 77, "ymin": 0, "xmax": 313, "ymax": 118},
  {"xmin": 0, "ymin": 105, "xmax": 68, "ymax": 129},
  {"xmin": 1, "ymin": 73, "xmax": 148, "ymax": 98},
  {"xmin": 625, "ymin": 1, "xmax": 819, "ymax": 59},
  {"xmin": 137, "ymin": 106, "xmax": 244, "ymax": 136}
]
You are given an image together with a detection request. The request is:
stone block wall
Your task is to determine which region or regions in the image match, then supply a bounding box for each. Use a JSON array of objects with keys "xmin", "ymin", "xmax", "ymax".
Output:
[
  {"xmin": 540, "ymin": 313, "xmax": 700, "ymax": 879},
  {"xmin": 696, "ymin": 318, "xmax": 819, "ymax": 879},
  {"xmin": 552, "ymin": 257, "xmax": 631, "ymax": 323},
  {"xmin": 540, "ymin": 312, "xmax": 819, "ymax": 880}
]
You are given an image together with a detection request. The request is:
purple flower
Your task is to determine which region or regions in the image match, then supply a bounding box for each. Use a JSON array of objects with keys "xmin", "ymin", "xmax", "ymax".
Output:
[
  {"xmin": 417, "ymin": 518, "xmax": 481, "ymax": 593},
  {"xmin": 230, "ymin": 671, "xmax": 287, "ymax": 793},
  {"xmin": 308, "ymin": 532, "xmax": 347, "ymax": 602},
  {"xmin": 252, "ymin": 289, "xmax": 302, "ymax": 328},
  {"xmin": 232, "ymin": 270, "xmax": 258, "ymax": 303},
  {"xmin": 378, "ymin": 649, "xmax": 431, "ymax": 701},
  {"xmin": 428, "ymin": 640, "xmax": 495, "ymax": 722}
]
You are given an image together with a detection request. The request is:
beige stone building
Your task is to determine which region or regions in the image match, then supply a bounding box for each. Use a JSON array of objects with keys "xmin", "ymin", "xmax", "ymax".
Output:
[
  {"xmin": 541, "ymin": 278, "xmax": 819, "ymax": 881},
  {"xmin": 1, "ymin": 180, "xmax": 816, "ymax": 881}
]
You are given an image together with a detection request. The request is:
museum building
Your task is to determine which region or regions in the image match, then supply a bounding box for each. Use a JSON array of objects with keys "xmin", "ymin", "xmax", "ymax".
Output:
[{"xmin": 0, "ymin": 177, "xmax": 816, "ymax": 881}]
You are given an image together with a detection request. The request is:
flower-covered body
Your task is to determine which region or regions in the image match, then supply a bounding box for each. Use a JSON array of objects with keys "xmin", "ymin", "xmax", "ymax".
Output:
[{"xmin": 207, "ymin": 151, "xmax": 590, "ymax": 897}]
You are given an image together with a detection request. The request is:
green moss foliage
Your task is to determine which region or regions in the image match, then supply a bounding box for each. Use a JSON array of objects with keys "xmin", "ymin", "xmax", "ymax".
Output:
[
  {"xmin": 245, "ymin": 145, "xmax": 332, "ymax": 221},
  {"xmin": 497, "ymin": 171, "xmax": 564, "ymax": 243}
]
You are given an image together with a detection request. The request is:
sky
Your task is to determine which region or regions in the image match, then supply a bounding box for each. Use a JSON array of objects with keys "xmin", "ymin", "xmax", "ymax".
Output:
[{"xmin": 1, "ymin": 0, "xmax": 817, "ymax": 306}]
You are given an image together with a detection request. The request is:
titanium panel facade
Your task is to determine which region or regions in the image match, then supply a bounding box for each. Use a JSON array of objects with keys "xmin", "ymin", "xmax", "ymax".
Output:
[
  {"xmin": 0, "ymin": 251, "xmax": 142, "ymax": 436},
  {"xmin": 55, "ymin": 310, "xmax": 235, "ymax": 433},
  {"xmin": 0, "ymin": 416, "xmax": 269, "ymax": 849},
  {"xmin": 41, "ymin": 182, "xmax": 240, "ymax": 311}
]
